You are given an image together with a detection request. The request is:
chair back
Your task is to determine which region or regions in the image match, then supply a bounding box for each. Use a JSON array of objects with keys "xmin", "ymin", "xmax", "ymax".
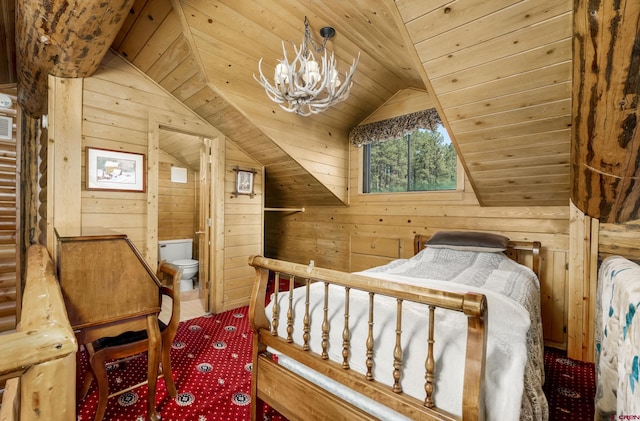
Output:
[{"xmin": 157, "ymin": 260, "xmax": 182, "ymax": 289}]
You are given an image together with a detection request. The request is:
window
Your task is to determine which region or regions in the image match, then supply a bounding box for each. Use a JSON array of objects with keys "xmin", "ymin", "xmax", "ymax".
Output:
[{"xmin": 363, "ymin": 124, "xmax": 457, "ymax": 193}]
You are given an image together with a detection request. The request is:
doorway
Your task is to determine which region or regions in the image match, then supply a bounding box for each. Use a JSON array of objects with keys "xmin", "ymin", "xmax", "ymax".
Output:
[{"xmin": 155, "ymin": 123, "xmax": 222, "ymax": 314}]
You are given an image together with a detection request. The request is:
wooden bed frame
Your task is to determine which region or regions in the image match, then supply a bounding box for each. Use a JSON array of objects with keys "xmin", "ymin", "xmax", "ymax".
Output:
[{"xmin": 248, "ymin": 234, "xmax": 541, "ymax": 421}]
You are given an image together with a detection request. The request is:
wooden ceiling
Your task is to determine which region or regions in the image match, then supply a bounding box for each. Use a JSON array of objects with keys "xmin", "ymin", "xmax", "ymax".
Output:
[
  {"xmin": 5, "ymin": 0, "xmax": 629, "ymax": 213},
  {"xmin": 105, "ymin": 0, "xmax": 574, "ymax": 208},
  {"xmin": 398, "ymin": 1, "xmax": 573, "ymax": 207}
]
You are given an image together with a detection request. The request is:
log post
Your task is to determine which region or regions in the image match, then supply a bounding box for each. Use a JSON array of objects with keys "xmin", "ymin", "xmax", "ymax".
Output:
[
  {"xmin": 15, "ymin": 0, "xmax": 135, "ymax": 116},
  {"xmin": 571, "ymin": 0, "xmax": 640, "ymax": 223}
]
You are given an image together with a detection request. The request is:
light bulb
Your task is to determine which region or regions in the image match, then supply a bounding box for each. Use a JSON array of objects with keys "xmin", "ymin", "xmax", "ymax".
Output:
[
  {"xmin": 303, "ymin": 60, "xmax": 320, "ymax": 85},
  {"xmin": 275, "ymin": 63, "xmax": 289, "ymax": 85}
]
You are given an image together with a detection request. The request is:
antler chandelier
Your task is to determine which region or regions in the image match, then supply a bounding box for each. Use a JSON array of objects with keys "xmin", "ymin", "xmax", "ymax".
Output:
[{"xmin": 254, "ymin": 17, "xmax": 359, "ymax": 116}]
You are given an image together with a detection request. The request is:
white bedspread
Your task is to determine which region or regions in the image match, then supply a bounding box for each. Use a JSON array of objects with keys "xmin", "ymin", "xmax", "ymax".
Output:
[{"xmin": 265, "ymin": 248, "xmax": 548, "ymax": 420}]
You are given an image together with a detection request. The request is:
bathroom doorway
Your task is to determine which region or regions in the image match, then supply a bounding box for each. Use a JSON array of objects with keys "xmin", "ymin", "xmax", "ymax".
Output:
[{"xmin": 157, "ymin": 127, "xmax": 217, "ymax": 313}]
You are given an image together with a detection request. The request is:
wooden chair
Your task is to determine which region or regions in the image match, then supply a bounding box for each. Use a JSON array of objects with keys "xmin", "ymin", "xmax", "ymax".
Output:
[{"xmin": 79, "ymin": 261, "xmax": 182, "ymax": 421}]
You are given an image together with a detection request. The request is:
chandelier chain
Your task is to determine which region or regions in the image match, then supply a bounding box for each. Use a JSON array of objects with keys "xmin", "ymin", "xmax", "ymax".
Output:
[{"xmin": 304, "ymin": 16, "xmax": 328, "ymax": 54}]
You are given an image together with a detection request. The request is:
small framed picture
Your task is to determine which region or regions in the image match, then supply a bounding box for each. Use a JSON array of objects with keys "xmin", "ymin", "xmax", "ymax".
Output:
[
  {"xmin": 234, "ymin": 167, "xmax": 256, "ymax": 197},
  {"xmin": 86, "ymin": 147, "xmax": 146, "ymax": 192}
]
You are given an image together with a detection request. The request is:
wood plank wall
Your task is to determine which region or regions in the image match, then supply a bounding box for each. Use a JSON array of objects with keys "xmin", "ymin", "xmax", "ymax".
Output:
[
  {"xmin": 223, "ymin": 143, "xmax": 263, "ymax": 311},
  {"xmin": 158, "ymin": 157, "xmax": 196, "ymax": 244},
  {"xmin": 74, "ymin": 52, "xmax": 263, "ymax": 313},
  {"xmin": 266, "ymin": 146, "xmax": 570, "ymax": 348},
  {"xmin": 81, "ymin": 56, "xmax": 174, "ymax": 250},
  {"xmin": 599, "ymin": 220, "xmax": 640, "ymax": 262}
]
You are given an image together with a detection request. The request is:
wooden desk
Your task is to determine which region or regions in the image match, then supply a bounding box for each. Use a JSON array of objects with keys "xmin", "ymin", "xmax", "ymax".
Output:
[{"xmin": 55, "ymin": 228, "xmax": 162, "ymax": 421}]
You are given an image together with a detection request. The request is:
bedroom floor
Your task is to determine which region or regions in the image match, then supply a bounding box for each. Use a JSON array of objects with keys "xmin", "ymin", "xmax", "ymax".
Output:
[
  {"xmin": 79, "ymin": 299, "xmax": 598, "ymax": 420},
  {"xmin": 159, "ymin": 295, "xmax": 599, "ymax": 420},
  {"xmin": 160, "ymin": 289, "xmax": 207, "ymax": 322},
  {"xmin": 543, "ymin": 347, "xmax": 596, "ymax": 420}
]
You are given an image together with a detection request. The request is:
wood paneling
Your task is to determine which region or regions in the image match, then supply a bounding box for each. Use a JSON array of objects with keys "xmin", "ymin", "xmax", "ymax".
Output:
[
  {"xmin": 103, "ymin": 0, "xmax": 576, "ymax": 210},
  {"xmin": 599, "ymin": 220, "xmax": 640, "ymax": 261},
  {"xmin": 5, "ymin": 0, "xmax": 639, "ymax": 220},
  {"xmin": 13, "ymin": 0, "xmax": 640, "ymax": 361},
  {"xmin": 350, "ymin": 236, "xmax": 401, "ymax": 272},
  {"xmin": 567, "ymin": 201, "xmax": 596, "ymax": 361},
  {"xmin": 48, "ymin": 77, "xmax": 83, "ymax": 254},
  {"xmin": 158, "ymin": 159, "xmax": 196, "ymax": 243},
  {"xmin": 396, "ymin": 0, "xmax": 573, "ymax": 208},
  {"xmin": 223, "ymin": 142, "xmax": 263, "ymax": 311},
  {"xmin": 102, "ymin": 0, "xmax": 432, "ymax": 209},
  {"xmin": 75, "ymin": 52, "xmax": 263, "ymax": 313},
  {"xmin": 360, "ymin": 88, "xmax": 435, "ymax": 125},
  {"xmin": 89, "ymin": 0, "xmax": 594, "ymax": 213},
  {"xmin": 80, "ymin": 52, "xmax": 205, "ymax": 253}
]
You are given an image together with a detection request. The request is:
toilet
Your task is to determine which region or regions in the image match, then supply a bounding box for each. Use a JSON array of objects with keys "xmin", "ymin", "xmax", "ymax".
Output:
[{"xmin": 158, "ymin": 239, "xmax": 199, "ymax": 291}]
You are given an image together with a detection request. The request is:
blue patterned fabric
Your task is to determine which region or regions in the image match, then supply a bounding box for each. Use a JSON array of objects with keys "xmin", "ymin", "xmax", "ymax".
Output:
[{"xmin": 595, "ymin": 256, "xmax": 640, "ymax": 420}]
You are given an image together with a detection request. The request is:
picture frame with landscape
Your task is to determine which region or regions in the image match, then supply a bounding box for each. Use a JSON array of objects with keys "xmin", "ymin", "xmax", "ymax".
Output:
[{"xmin": 86, "ymin": 147, "xmax": 146, "ymax": 192}]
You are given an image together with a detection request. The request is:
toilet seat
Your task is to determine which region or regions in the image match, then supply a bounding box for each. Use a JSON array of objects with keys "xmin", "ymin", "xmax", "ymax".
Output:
[{"xmin": 173, "ymin": 259, "xmax": 198, "ymax": 267}]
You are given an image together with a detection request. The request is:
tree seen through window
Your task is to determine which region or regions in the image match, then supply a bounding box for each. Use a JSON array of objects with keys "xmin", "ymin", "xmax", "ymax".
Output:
[{"xmin": 363, "ymin": 125, "xmax": 457, "ymax": 193}]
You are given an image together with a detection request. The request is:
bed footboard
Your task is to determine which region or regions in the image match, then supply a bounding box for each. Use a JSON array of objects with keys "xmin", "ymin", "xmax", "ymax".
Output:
[{"xmin": 248, "ymin": 255, "xmax": 488, "ymax": 421}]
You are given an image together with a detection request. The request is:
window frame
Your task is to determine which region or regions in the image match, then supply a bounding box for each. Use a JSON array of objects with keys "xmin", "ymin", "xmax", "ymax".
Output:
[
  {"xmin": 356, "ymin": 147, "xmax": 465, "ymax": 199},
  {"xmin": 359, "ymin": 129, "xmax": 464, "ymax": 195}
]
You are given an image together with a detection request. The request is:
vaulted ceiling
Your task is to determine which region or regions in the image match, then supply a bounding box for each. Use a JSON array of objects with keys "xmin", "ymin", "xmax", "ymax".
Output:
[
  {"xmin": 111, "ymin": 0, "xmax": 574, "ymax": 208},
  {"xmin": 4, "ymin": 0, "xmax": 640, "ymax": 221},
  {"xmin": 110, "ymin": 0, "xmax": 430, "ymax": 208}
]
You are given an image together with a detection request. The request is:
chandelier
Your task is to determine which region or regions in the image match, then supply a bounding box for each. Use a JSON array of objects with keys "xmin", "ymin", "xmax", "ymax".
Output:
[{"xmin": 254, "ymin": 17, "xmax": 359, "ymax": 116}]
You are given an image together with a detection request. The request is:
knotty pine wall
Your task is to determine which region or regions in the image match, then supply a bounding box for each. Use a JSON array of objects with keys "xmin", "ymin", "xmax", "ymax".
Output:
[
  {"xmin": 158, "ymin": 157, "xmax": 197, "ymax": 244},
  {"xmin": 266, "ymin": 146, "xmax": 571, "ymax": 348},
  {"xmin": 47, "ymin": 52, "xmax": 263, "ymax": 313},
  {"xmin": 598, "ymin": 220, "xmax": 640, "ymax": 262},
  {"xmin": 80, "ymin": 56, "xmax": 186, "ymax": 251},
  {"xmin": 223, "ymin": 144, "xmax": 264, "ymax": 310}
]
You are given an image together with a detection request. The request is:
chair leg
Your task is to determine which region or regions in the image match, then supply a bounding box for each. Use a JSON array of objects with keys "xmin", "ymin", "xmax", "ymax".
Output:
[
  {"xmin": 161, "ymin": 338, "xmax": 177, "ymax": 397},
  {"xmin": 77, "ymin": 345, "xmax": 94, "ymax": 401},
  {"xmin": 146, "ymin": 315, "xmax": 161, "ymax": 421},
  {"xmin": 89, "ymin": 350, "xmax": 109, "ymax": 421},
  {"xmin": 78, "ymin": 369, "xmax": 94, "ymax": 401}
]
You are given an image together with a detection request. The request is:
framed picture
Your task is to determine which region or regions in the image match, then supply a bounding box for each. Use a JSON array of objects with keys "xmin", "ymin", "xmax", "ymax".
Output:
[
  {"xmin": 86, "ymin": 147, "xmax": 146, "ymax": 192},
  {"xmin": 234, "ymin": 167, "xmax": 256, "ymax": 197}
]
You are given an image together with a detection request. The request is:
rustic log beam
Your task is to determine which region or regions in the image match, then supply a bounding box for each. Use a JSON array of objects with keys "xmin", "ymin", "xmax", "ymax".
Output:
[
  {"xmin": 571, "ymin": 0, "xmax": 640, "ymax": 223},
  {"xmin": 15, "ymin": 0, "xmax": 135, "ymax": 116}
]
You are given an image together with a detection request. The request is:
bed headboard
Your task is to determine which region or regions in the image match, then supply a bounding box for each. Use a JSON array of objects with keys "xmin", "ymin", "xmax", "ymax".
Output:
[{"xmin": 413, "ymin": 233, "xmax": 541, "ymax": 279}]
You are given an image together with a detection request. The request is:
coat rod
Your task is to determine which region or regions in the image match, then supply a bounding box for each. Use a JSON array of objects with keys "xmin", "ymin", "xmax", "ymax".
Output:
[{"xmin": 264, "ymin": 207, "xmax": 305, "ymax": 212}]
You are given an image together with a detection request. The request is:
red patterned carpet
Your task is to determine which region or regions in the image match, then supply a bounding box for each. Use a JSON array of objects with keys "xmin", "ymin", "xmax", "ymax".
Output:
[
  {"xmin": 76, "ymin": 307, "xmax": 284, "ymax": 421},
  {"xmin": 543, "ymin": 347, "xmax": 596, "ymax": 420},
  {"xmin": 77, "ymin": 307, "xmax": 596, "ymax": 420}
]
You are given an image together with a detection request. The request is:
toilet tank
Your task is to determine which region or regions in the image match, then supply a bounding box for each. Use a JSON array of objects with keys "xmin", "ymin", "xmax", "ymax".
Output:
[{"xmin": 158, "ymin": 239, "xmax": 193, "ymax": 262}]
